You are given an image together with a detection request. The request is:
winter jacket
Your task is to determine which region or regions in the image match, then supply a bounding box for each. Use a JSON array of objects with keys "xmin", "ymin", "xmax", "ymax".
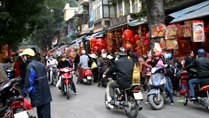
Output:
[
  {"xmin": 184, "ymin": 56, "xmax": 209, "ymax": 78},
  {"xmin": 184, "ymin": 57, "xmax": 195, "ymax": 68},
  {"xmin": 57, "ymin": 60, "xmax": 73, "ymax": 68},
  {"xmin": 100, "ymin": 58, "xmax": 112, "ymax": 73},
  {"xmin": 21, "ymin": 59, "xmax": 52, "ymax": 107},
  {"xmin": 106, "ymin": 56, "xmax": 134, "ymax": 89}
]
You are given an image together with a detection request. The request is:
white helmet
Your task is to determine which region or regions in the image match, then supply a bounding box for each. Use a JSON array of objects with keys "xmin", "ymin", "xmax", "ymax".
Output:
[{"xmin": 82, "ymin": 50, "xmax": 86, "ymax": 54}]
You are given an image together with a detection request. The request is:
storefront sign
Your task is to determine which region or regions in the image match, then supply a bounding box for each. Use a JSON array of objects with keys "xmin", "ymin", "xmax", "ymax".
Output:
[
  {"xmin": 151, "ymin": 24, "xmax": 166, "ymax": 38},
  {"xmin": 110, "ymin": 15, "xmax": 128, "ymax": 27},
  {"xmin": 193, "ymin": 22, "xmax": 205, "ymax": 42}
]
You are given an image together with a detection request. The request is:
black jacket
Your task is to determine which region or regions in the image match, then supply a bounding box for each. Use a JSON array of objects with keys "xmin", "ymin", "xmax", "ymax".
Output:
[
  {"xmin": 100, "ymin": 58, "xmax": 112, "ymax": 73},
  {"xmin": 184, "ymin": 56, "xmax": 209, "ymax": 78},
  {"xmin": 58, "ymin": 60, "xmax": 73, "ymax": 68},
  {"xmin": 184, "ymin": 57, "xmax": 195, "ymax": 68},
  {"xmin": 21, "ymin": 59, "xmax": 52, "ymax": 107},
  {"xmin": 74, "ymin": 54, "xmax": 80, "ymax": 64},
  {"xmin": 106, "ymin": 56, "xmax": 134, "ymax": 89}
]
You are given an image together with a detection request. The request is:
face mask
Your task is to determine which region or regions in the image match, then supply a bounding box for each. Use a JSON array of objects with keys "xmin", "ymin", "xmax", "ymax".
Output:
[
  {"xmin": 102, "ymin": 54, "xmax": 107, "ymax": 58},
  {"xmin": 61, "ymin": 58, "xmax": 66, "ymax": 61}
]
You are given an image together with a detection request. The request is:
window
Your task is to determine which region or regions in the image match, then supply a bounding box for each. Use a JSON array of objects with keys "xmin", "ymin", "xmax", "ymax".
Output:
[
  {"xmin": 103, "ymin": 6, "xmax": 109, "ymax": 17},
  {"xmin": 132, "ymin": 0, "xmax": 141, "ymax": 13},
  {"xmin": 118, "ymin": 0, "xmax": 123, "ymax": 16},
  {"xmin": 94, "ymin": 22, "xmax": 102, "ymax": 28},
  {"xmin": 110, "ymin": 6, "xmax": 115, "ymax": 18},
  {"xmin": 93, "ymin": 1, "xmax": 103, "ymax": 21},
  {"xmin": 125, "ymin": 1, "xmax": 130, "ymax": 15},
  {"xmin": 103, "ymin": 0, "xmax": 108, "ymax": 4},
  {"xmin": 105, "ymin": 20, "xmax": 110, "ymax": 26}
]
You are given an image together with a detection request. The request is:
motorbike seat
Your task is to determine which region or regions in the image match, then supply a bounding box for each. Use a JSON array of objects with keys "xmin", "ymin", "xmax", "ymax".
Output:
[{"xmin": 199, "ymin": 85, "xmax": 209, "ymax": 92}]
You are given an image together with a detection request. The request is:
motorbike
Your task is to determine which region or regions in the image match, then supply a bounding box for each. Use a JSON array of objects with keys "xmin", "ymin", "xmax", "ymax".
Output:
[
  {"xmin": 59, "ymin": 67, "xmax": 73, "ymax": 99},
  {"xmin": 77, "ymin": 66, "xmax": 93, "ymax": 85},
  {"xmin": 180, "ymin": 69, "xmax": 209, "ymax": 111},
  {"xmin": 0, "ymin": 77, "xmax": 35, "ymax": 118},
  {"xmin": 48, "ymin": 65, "xmax": 58, "ymax": 85},
  {"xmin": 147, "ymin": 66, "xmax": 168, "ymax": 110},
  {"xmin": 104, "ymin": 79, "xmax": 142, "ymax": 118},
  {"xmin": 5, "ymin": 67, "xmax": 15, "ymax": 79}
]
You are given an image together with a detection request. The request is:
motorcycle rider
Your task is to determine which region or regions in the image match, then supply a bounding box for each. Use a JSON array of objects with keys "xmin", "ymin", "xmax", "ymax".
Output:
[
  {"xmin": 77, "ymin": 50, "xmax": 89, "ymax": 84},
  {"xmin": 184, "ymin": 49, "xmax": 209, "ymax": 100},
  {"xmin": 104, "ymin": 47, "xmax": 134, "ymax": 104},
  {"xmin": 57, "ymin": 54, "xmax": 78, "ymax": 94},
  {"xmin": 47, "ymin": 54, "xmax": 58, "ymax": 81}
]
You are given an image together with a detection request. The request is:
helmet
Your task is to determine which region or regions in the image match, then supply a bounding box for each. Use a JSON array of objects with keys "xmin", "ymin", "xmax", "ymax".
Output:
[
  {"xmin": 118, "ymin": 47, "xmax": 127, "ymax": 56},
  {"xmin": 154, "ymin": 52, "xmax": 161, "ymax": 57},
  {"xmin": 197, "ymin": 49, "xmax": 206, "ymax": 55},
  {"xmin": 20, "ymin": 49, "xmax": 35, "ymax": 56},
  {"xmin": 142, "ymin": 55, "xmax": 148, "ymax": 61},
  {"xmin": 82, "ymin": 50, "xmax": 86, "ymax": 54},
  {"xmin": 166, "ymin": 53, "xmax": 172, "ymax": 59}
]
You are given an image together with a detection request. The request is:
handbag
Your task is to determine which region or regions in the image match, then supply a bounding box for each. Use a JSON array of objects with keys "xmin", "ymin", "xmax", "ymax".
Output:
[{"xmin": 91, "ymin": 61, "xmax": 98, "ymax": 69}]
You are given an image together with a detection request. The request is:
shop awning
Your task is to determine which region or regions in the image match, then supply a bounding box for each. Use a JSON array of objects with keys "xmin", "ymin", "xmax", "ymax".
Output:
[
  {"xmin": 170, "ymin": 5, "xmax": 209, "ymax": 23},
  {"xmin": 128, "ymin": 19, "xmax": 147, "ymax": 27},
  {"xmin": 75, "ymin": 35, "xmax": 86, "ymax": 44},
  {"xmin": 169, "ymin": 0, "xmax": 209, "ymax": 19},
  {"xmin": 87, "ymin": 30, "xmax": 104, "ymax": 40}
]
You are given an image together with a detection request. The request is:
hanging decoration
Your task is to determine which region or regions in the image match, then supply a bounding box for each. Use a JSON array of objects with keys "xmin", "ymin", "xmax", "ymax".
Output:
[
  {"xmin": 193, "ymin": 21, "xmax": 205, "ymax": 42},
  {"xmin": 123, "ymin": 29, "xmax": 133, "ymax": 39},
  {"xmin": 151, "ymin": 24, "xmax": 166, "ymax": 38},
  {"xmin": 165, "ymin": 24, "xmax": 179, "ymax": 39},
  {"xmin": 177, "ymin": 25, "xmax": 185, "ymax": 37},
  {"xmin": 166, "ymin": 39, "xmax": 178, "ymax": 49},
  {"xmin": 184, "ymin": 21, "xmax": 192, "ymax": 37}
]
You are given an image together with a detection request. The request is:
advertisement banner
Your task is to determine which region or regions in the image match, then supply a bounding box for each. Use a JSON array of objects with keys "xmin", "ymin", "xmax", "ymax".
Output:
[{"xmin": 193, "ymin": 22, "xmax": 205, "ymax": 42}]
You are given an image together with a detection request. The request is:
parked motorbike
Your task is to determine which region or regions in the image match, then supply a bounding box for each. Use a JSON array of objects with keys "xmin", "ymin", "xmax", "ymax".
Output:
[
  {"xmin": 0, "ymin": 77, "xmax": 35, "ymax": 118},
  {"xmin": 77, "ymin": 66, "xmax": 93, "ymax": 85},
  {"xmin": 147, "ymin": 66, "xmax": 168, "ymax": 110},
  {"xmin": 59, "ymin": 67, "xmax": 73, "ymax": 99},
  {"xmin": 180, "ymin": 70, "xmax": 209, "ymax": 111},
  {"xmin": 5, "ymin": 67, "xmax": 15, "ymax": 79},
  {"xmin": 104, "ymin": 80, "xmax": 142, "ymax": 118}
]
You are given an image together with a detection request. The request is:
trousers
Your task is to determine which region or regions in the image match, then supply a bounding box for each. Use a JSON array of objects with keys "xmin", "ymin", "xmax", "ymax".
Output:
[{"xmin": 37, "ymin": 102, "xmax": 51, "ymax": 118}]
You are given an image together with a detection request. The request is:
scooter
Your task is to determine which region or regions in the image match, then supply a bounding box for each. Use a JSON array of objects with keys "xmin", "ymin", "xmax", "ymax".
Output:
[
  {"xmin": 48, "ymin": 65, "xmax": 58, "ymax": 85},
  {"xmin": 180, "ymin": 70, "xmax": 209, "ymax": 111},
  {"xmin": 0, "ymin": 78, "xmax": 35, "ymax": 118},
  {"xmin": 105, "ymin": 79, "xmax": 142, "ymax": 118},
  {"xmin": 77, "ymin": 66, "xmax": 93, "ymax": 85},
  {"xmin": 147, "ymin": 66, "xmax": 167, "ymax": 110},
  {"xmin": 59, "ymin": 67, "xmax": 73, "ymax": 99}
]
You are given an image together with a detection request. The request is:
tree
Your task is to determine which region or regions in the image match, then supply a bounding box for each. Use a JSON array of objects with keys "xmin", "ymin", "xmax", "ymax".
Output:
[{"xmin": 145, "ymin": 0, "xmax": 165, "ymax": 52}]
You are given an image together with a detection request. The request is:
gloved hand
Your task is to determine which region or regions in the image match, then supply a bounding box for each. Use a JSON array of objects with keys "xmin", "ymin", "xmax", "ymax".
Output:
[{"xmin": 102, "ymin": 74, "xmax": 106, "ymax": 78}]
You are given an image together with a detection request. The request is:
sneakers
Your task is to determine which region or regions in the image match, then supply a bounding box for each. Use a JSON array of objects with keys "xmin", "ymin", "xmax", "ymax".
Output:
[
  {"xmin": 145, "ymin": 101, "xmax": 149, "ymax": 104},
  {"xmin": 170, "ymin": 102, "xmax": 174, "ymax": 106},
  {"xmin": 190, "ymin": 97, "xmax": 196, "ymax": 101},
  {"xmin": 74, "ymin": 91, "xmax": 78, "ymax": 95}
]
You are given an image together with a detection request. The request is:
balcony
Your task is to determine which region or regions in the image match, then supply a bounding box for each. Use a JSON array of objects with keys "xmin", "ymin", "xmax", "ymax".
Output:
[
  {"xmin": 78, "ymin": 14, "xmax": 89, "ymax": 25},
  {"xmin": 78, "ymin": 0, "xmax": 89, "ymax": 5}
]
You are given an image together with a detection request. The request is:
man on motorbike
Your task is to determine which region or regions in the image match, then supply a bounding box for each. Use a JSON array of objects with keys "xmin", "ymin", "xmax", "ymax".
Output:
[
  {"xmin": 77, "ymin": 50, "xmax": 89, "ymax": 83},
  {"xmin": 104, "ymin": 47, "xmax": 134, "ymax": 104},
  {"xmin": 184, "ymin": 49, "xmax": 209, "ymax": 100},
  {"xmin": 57, "ymin": 54, "xmax": 78, "ymax": 94}
]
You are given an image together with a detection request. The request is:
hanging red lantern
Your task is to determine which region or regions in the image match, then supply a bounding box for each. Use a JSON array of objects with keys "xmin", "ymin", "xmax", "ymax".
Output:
[
  {"xmin": 123, "ymin": 29, "xmax": 133, "ymax": 39},
  {"xmin": 90, "ymin": 38, "xmax": 97, "ymax": 45},
  {"xmin": 124, "ymin": 42, "xmax": 133, "ymax": 50},
  {"xmin": 144, "ymin": 40, "xmax": 150, "ymax": 45},
  {"xmin": 134, "ymin": 34, "xmax": 140, "ymax": 40},
  {"xmin": 121, "ymin": 35, "xmax": 127, "ymax": 42},
  {"xmin": 146, "ymin": 32, "xmax": 150, "ymax": 40},
  {"xmin": 130, "ymin": 37, "xmax": 135, "ymax": 44}
]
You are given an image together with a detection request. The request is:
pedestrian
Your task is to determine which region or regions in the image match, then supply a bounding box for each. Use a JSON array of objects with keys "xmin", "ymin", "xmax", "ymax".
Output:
[
  {"xmin": 20, "ymin": 48, "xmax": 52, "ymax": 118},
  {"xmin": 130, "ymin": 52, "xmax": 142, "ymax": 85},
  {"xmin": 74, "ymin": 52, "xmax": 80, "ymax": 72},
  {"xmin": 0, "ymin": 63, "xmax": 8, "ymax": 83},
  {"xmin": 14, "ymin": 56, "xmax": 22, "ymax": 77},
  {"xmin": 89, "ymin": 53, "xmax": 99, "ymax": 82}
]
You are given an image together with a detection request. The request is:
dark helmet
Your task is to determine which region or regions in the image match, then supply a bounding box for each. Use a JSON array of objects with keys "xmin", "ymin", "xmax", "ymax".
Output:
[
  {"xmin": 142, "ymin": 55, "xmax": 148, "ymax": 61},
  {"xmin": 118, "ymin": 47, "xmax": 127, "ymax": 56}
]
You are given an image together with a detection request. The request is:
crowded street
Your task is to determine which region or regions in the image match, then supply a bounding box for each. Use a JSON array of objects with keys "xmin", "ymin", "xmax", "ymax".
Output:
[{"xmin": 27, "ymin": 75, "xmax": 209, "ymax": 118}]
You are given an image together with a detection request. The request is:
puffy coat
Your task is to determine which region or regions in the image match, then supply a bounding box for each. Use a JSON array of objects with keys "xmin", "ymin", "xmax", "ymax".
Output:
[
  {"xmin": 21, "ymin": 59, "xmax": 52, "ymax": 107},
  {"xmin": 106, "ymin": 56, "xmax": 134, "ymax": 89}
]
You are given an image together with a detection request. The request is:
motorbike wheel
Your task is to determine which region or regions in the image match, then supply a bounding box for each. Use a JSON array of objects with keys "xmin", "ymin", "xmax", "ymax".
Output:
[
  {"xmin": 66, "ymin": 84, "xmax": 70, "ymax": 100},
  {"xmin": 124, "ymin": 96, "xmax": 139, "ymax": 118},
  {"xmin": 184, "ymin": 89, "xmax": 188, "ymax": 106},
  {"xmin": 87, "ymin": 80, "xmax": 92, "ymax": 85},
  {"xmin": 53, "ymin": 74, "xmax": 57, "ymax": 86},
  {"xmin": 148, "ymin": 94, "xmax": 164, "ymax": 110},
  {"xmin": 104, "ymin": 93, "xmax": 110, "ymax": 109}
]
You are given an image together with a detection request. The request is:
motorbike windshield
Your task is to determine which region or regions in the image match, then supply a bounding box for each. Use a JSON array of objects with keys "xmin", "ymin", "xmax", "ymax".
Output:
[{"xmin": 151, "ymin": 73, "xmax": 163, "ymax": 86}]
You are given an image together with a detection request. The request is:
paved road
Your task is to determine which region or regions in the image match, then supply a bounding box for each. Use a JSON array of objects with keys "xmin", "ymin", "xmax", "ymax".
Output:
[{"xmin": 28, "ymin": 76, "xmax": 209, "ymax": 118}]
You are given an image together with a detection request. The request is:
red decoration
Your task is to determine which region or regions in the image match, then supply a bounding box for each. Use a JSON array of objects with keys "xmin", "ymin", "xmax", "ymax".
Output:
[
  {"xmin": 90, "ymin": 38, "xmax": 97, "ymax": 45},
  {"xmin": 144, "ymin": 40, "xmax": 150, "ymax": 45},
  {"xmin": 123, "ymin": 29, "xmax": 133, "ymax": 39},
  {"xmin": 151, "ymin": 24, "xmax": 166, "ymax": 38},
  {"xmin": 130, "ymin": 37, "xmax": 135, "ymax": 44},
  {"xmin": 124, "ymin": 42, "xmax": 133, "ymax": 50},
  {"xmin": 146, "ymin": 32, "xmax": 150, "ymax": 40},
  {"xmin": 134, "ymin": 34, "xmax": 140, "ymax": 40}
]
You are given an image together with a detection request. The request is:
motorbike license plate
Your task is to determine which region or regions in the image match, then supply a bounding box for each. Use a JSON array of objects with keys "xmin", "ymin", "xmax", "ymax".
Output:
[
  {"xmin": 133, "ymin": 92, "xmax": 143, "ymax": 100},
  {"xmin": 14, "ymin": 111, "xmax": 28, "ymax": 118},
  {"xmin": 87, "ymin": 76, "xmax": 92, "ymax": 80}
]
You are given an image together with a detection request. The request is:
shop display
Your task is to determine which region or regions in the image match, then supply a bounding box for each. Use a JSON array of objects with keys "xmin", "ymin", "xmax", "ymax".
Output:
[
  {"xmin": 151, "ymin": 24, "xmax": 166, "ymax": 38},
  {"xmin": 160, "ymin": 38, "xmax": 166, "ymax": 49},
  {"xmin": 177, "ymin": 25, "xmax": 185, "ymax": 37},
  {"xmin": 193, "ymin": 22, "xmax": 205, "ymax": 42},
  {"xmin": 165, "ymin": 25, "xmax": 178, "ymax": 39},
  {"xmin": 123, "ymin": 29, "xmax": 133, "ymax": 39},
  {"xmin": 166, "ymin": 39, "xmax": 178, "ymax": 49},
  {"xmin": 184, "ymin": 21, "xmax": 192, "ymax": 37}
]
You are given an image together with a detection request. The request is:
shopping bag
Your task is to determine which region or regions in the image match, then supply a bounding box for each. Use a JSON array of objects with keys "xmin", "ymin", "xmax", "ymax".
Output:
[{"xmin": 91, "ymin": 61, "xmax": 98, "ymax": 69}]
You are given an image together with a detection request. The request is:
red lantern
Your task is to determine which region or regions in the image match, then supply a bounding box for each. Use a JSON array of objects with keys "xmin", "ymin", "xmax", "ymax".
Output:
[
  {"xmin": 146, "ymin": 32, "xmax": 150, "ymax": 40},
  {"xmin": 90, "ymin": 38, "xmax": 97, "ymax": 44},
  {"xmin": 121, "ymin": 35, "xmax": 127, "ymax": 42},
  {"xmin": 134, "ymin": 34, "xmax": 140, "ymax": 40},
  {"xmin": 124, "ymin": 42, "xmax": 133, "ymax": 50},
  {"xmin": 144, "ymin": 40, "xmax": 150, "ymax": 45},
  {"xmin": 123, "ymin": 29, "xmax": 133, "ymax": 39},
  {"xmin": 130, "ymin": 37, "xmax": 135, "ymax": 44}
]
